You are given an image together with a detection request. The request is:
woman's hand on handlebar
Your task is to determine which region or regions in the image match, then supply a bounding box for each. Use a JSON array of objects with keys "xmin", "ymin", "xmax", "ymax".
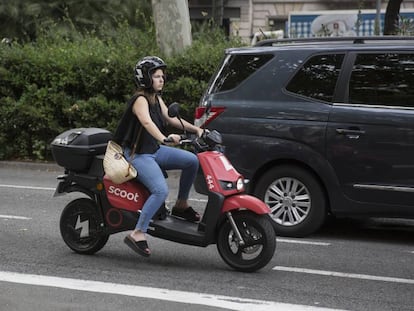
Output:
[
  {"xmin": 163, "ymin": 134, "xmax": 181, "ymax": 145},
  {"xmin": 196, "ymin": 128, "xmax": 204, "ymax": 138}
]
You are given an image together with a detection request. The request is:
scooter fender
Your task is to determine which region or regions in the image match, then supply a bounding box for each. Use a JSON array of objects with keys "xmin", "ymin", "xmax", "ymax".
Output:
[{"xmin": 222, "ymin": 194, "xmax": 270, "ymax": 214}]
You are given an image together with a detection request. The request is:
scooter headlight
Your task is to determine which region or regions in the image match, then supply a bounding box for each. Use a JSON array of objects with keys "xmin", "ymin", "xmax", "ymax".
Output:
[
  {"xmin": 236, "ymin": 178, "xmax": 244, "ymax": 191},
  {"xmin": 220, "ymin": 178, "xmax": 245, "ymax": 191}
]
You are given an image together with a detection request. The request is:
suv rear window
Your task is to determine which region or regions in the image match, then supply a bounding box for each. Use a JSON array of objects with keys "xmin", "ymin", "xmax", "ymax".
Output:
[
  {"xmin": 349, "ymin": 53, "xmax": 414, "ymax": 107},
  {"xmin": 209, "ymin": 54, "xmax": 273, "ymax": 93},
  {"xmin": 286, "ymin": 54, "xmax": 345, "ymax": 102}
]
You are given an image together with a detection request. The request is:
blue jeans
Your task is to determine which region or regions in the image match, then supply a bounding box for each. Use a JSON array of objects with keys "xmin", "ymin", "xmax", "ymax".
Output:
[{"xmin": 124, "ymin": 145, "xmax": 199, "ymax": 232}]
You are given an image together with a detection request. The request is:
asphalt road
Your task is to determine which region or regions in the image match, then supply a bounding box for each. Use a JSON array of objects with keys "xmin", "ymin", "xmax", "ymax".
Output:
[{"xmin": 1, "ymin": 161, "xmax": 414, "ymax": 311}]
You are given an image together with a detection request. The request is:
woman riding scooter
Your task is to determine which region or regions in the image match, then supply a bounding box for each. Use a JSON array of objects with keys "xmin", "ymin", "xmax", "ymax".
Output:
[
  {"xmin": 113, "ymin": 56, "xmax": 204, "ymax": 257},
  {"xmin": 52, "ymin": 100, "xmax": 276, "ymax": 272}
]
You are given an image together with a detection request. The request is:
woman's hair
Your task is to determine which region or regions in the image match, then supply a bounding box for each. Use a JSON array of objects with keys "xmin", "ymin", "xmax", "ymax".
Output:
[{"xmin": 135, "ymin": 88, "xmax": 157, "ymax": 104}]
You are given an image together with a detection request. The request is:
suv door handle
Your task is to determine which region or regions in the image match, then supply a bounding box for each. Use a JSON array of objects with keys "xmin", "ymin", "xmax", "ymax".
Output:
[{"xmin": 336, "ymin": 128, "xmax": 365, "ymax": 139}]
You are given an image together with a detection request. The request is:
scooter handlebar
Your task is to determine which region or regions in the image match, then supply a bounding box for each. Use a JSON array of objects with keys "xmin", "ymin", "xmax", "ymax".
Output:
[
  {"xmin": 163, "ymin": 137, "xmax": 175, "ymax": 144},
  {"xmin": 164, "ymin": 130, "xmax": 222, "ymax": 152},
  {"xmin": 163, "ymin": 134, "xmax": 192, "ymax": 144}
]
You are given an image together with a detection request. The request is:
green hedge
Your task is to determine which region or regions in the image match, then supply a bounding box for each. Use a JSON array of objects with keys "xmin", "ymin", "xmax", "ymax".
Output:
[{"xmin": 0, "ymin": 24, "xmax": 243, "ymax": 161}]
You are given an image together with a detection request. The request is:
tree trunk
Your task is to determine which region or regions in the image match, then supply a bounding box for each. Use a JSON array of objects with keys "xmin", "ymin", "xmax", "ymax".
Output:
[
  {"xmin": 151, "ymin": 0, "xmax": 192, "ymax": 57},
  {"xmin": 383, "ymin": 0, "xmax": 404, "ymax": 35}
]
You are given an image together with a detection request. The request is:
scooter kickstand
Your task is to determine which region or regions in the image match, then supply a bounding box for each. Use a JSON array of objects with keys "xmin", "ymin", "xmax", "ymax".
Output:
[{"xmin": 226, "ymin": 212, "xmax": 245, "ymax": 246}]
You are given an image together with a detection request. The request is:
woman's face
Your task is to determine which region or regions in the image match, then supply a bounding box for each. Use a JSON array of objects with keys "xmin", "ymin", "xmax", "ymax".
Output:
[{"xmin": 151, "ymin": 68, "xmax": 165, "ymax": 92}]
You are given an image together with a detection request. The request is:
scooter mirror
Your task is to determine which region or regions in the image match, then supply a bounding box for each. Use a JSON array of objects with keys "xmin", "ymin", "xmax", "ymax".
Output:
[
  {"xmin": 168, "ymin": 102, "xmax": 180, "ymax": 118},
  {"xmin": 168, "ymin": 102, "xmax": 185, "ymax": 133}
]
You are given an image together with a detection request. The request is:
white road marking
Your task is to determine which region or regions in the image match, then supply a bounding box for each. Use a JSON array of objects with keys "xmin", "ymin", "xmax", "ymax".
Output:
[
  {"xmin": 277, "ymin": 238, "xmax": 331, "ymax": 246},
  {"xmin": 188, "ymin": 197, "xmax": 207, "ymax": 202},
  {"xmin": 0, "ymin": 184, "xmax": 207, "ymax": 202},
  {"xmin": 0, "ymin": 214, "xmax": 31, "ymax": 220},
  {"xmin": 0, "ymin": 184, "xmax": 54, "ymax": 191},
  {"xmin": 0, "ymin": 184, "xmax": 51, "ymax": 220},
  {"xmin": 273, "ymin": 266, "xmax": 414, "ymax": 285},
  {"xmin": 0, "ymin": 271, "xmax": 346, "ymax": 311}
]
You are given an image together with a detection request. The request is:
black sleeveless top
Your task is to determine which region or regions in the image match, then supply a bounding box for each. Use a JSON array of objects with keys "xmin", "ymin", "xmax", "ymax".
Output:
[{"xmin": 113, "ymin": 94, "xmax": 166, "ymax": 154}]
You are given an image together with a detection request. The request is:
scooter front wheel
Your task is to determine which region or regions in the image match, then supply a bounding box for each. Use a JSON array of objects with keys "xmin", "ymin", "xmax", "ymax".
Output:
[
  {"xmin": 217, "ymin": 211, "xmax": 276, "ymax": 272},
  {"xmin": 60, "ymin": 198, "xmax": 109, "ymax": 255}
]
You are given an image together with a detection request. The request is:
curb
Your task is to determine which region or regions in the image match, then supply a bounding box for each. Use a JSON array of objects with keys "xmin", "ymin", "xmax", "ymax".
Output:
[
  {"xmin": 0, "ymin": 161, "xmax": 182, "ymax": 177},
  {"xmin": 0, "ymin": 161, "xmax": 62, "ymax": 172}
]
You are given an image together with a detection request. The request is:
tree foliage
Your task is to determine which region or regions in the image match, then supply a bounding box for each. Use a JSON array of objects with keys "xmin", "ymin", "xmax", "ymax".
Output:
[
  {"xmin": 0, "ymin": 0, "xmax": 153, "ymax": 41},
  {"xmin": 0, "ymin": 18, "xmax": 243, "ymax": 161}
]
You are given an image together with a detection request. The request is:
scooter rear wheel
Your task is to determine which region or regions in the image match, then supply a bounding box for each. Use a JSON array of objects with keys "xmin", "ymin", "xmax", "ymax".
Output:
[
  {"xmin": 60, "ymin": 198, "xmax": 109, "ymax": 254},
  {"xmin": 217, "ymin": 211, "xmax": 276, "ymax": 272}
]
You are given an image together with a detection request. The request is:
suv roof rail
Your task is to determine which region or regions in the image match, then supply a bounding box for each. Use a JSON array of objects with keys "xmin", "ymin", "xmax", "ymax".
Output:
[{"xmin": 254, "ymin": 36, "xmax": 414, "ymax": 47}]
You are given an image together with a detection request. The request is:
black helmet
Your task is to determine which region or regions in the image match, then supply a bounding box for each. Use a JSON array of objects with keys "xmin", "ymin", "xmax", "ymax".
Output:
[{"xmin": 134, "ymin": 56, "xmax": 166, "ymax": 88}]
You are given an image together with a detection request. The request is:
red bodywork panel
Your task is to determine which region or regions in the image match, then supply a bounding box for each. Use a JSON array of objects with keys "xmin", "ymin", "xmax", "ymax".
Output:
[
  {"xmin": 198, "ymin": 151, "xmax": 244, "ymax": 196},
  {"xmin": 222, "ymin": 194, "xmax": 270, "ymax": 214},
  {"xmin": 103, "ymin": 175, "xmax": 149, "ymax": 212}
]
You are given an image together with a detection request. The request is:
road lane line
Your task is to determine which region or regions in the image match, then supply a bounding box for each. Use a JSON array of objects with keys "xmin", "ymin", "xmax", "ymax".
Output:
[
  {"xmin": 0, "ymin": 271, "xmax": 346, "ymax": 311},
  {"xmin": 273, "ymin": 266, "xmax": 414, "ymax": 285},
  {"xmin": 0, "ymin": 184, "xmax": 54, "ymax": 191},
  {"xmin": 277, "ymin": 238, "xmax": 331, "ymax": 246},
  {"xmin": 0, "ymin": 184, "xmax": 207, "ymax": 203},
  {"xmin": 0, "ymin": 215, "xmax": 31, "ymax": 220}
]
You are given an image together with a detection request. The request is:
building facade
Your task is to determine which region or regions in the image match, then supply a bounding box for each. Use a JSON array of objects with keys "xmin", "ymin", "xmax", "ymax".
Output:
[{"xmin": 189, "ymin": 0, "xmax": 414, "ymax": 43}]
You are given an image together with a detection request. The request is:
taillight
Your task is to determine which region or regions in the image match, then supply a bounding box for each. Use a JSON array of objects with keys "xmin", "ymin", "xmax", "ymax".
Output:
[{"xmin": 194, "ymin": 106, "xmax": 226, "ymax": 127}]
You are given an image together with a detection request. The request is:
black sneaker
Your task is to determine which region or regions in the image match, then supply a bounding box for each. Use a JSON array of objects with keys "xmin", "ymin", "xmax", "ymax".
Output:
[{"xmin": 171, "ymin": 206, "xmax": 200, "ymax": 222}]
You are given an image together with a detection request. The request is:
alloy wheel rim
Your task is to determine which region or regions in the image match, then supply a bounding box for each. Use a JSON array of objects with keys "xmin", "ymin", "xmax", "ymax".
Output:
[{"xmin": 264, "ymin": 177, "xmax": 311, "ymax": 226}]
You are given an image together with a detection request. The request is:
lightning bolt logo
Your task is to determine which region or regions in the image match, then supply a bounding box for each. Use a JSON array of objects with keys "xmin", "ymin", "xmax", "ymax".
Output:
[{"xmin": 75, "ymin": 215, "xmax": 89, "ymax": 238}]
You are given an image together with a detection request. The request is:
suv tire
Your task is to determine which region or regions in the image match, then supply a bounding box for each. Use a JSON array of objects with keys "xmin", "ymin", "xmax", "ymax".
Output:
[{"xmin": 254, "ymin": 165, "xmax": 326, "ymax": 237}]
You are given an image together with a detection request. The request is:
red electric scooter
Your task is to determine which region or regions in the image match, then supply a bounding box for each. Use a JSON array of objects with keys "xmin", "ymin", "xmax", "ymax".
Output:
[{"xmin": 52, "ymin": 102, "xmax": 276, "ymax": 272}]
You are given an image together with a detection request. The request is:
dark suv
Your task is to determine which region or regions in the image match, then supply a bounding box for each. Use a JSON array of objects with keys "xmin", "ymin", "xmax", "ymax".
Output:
[{"xmin": 194, "ymin": 37, "xmax": 414, "ymax": 237}]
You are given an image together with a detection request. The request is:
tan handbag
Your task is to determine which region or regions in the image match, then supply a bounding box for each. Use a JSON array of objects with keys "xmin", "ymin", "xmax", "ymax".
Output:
[
  {"xmin": 103, "ymin": 127, "xmax": 142, "ymax": 184},
  {"xmin": 103, "ymin": 140, "xmax": 137, "ymax": 184}
]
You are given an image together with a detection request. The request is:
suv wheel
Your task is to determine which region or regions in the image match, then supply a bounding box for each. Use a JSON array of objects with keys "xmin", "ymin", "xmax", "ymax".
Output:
[{"xmin": 254, "ymin": 165, "xmax": 326, "ymax": 237}]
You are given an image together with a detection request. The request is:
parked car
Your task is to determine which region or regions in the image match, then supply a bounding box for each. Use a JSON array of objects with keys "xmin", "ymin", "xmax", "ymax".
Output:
[{"xmin": 193, "ymin": 36, "xmax": 414, "ymax": 237}]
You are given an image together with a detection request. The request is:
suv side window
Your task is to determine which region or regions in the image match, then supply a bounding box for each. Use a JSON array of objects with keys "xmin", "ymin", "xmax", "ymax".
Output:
[
  {"xmin": 349, "ymin": 53, "xmax": 414, "ymax": 107},
  {"xmin": 286, "ymin": 54, "xmax": 345, "ymax": 102},
  {"xmin": 209, "ymin": 54, "xmax": 273, "ymax": 93}
]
